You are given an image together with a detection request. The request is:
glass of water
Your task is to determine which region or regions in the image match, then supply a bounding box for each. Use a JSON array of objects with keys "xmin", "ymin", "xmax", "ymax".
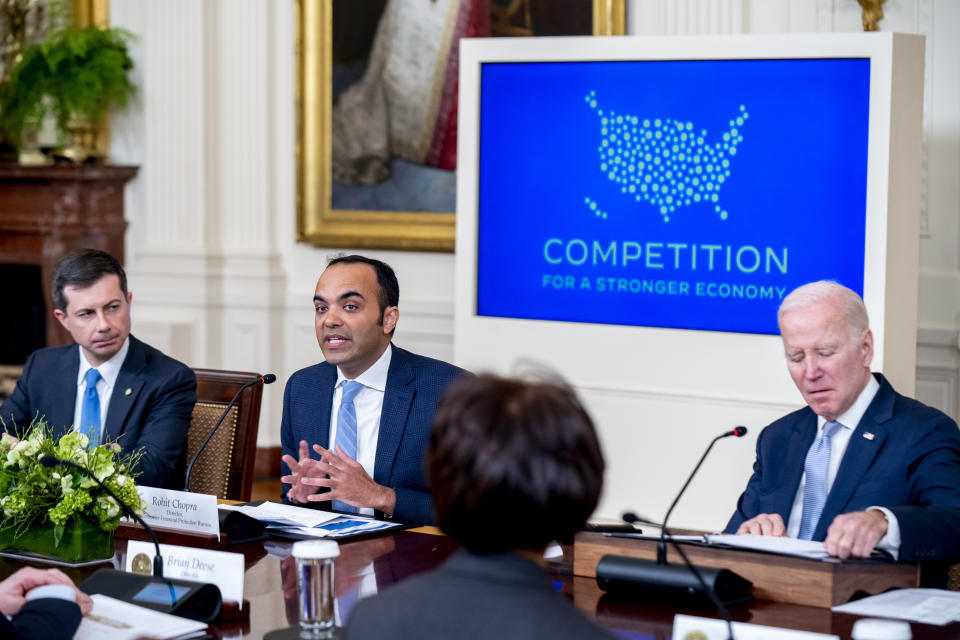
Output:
[{"xmin": 292, "ymin": 540, "xmax": 340, "ymax": 637}]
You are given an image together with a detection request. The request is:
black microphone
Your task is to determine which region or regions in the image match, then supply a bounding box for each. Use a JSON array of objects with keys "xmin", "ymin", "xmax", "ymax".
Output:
[
  {"xmin": 597, "ymin": 426, "xmax": 752, "ymax": 621},
  {"xmin": 622, "ymin": 512, "xmax": 663, "ymax": 528},
  {"xmin": 184, "ymin": 373, "xmax": 276, "ymax": 493},
  {"xmin": 40, "ymin": 455, "xmax": 165, "ymax": 578},
  {"xmin": 656, "ymin": 425, "xmax": 748, "ymax": 563},
  {"xmin": 40, "ymin": 455, "xmax": 224, "ymax": 621}
]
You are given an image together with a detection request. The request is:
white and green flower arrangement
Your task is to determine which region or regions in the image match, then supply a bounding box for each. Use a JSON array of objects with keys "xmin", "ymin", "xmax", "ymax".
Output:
[{"xmin": 0, "ymin": 418, "xmax": 145, "ymax": 548}]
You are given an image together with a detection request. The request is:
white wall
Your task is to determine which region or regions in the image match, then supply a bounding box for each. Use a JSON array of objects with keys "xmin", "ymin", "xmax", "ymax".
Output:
[{"xmin": 110, "ymin": 0, "xmax": 960, "ymax": 529}]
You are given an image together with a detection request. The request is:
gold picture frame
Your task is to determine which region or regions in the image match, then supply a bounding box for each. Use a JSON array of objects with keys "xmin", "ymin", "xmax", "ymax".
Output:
[{"xmin": 296, "ymin": 0, "xmax": 626, "ymax": 252}]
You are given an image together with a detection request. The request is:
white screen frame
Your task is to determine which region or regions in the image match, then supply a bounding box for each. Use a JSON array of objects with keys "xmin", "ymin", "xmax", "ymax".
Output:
[
  {"xmin": 453, "ymin": 33, "xmax": 925, "ymax": 527},
  {"xmin": 456, "ymin": 32, "xmax": 923, "ymax": 402}
]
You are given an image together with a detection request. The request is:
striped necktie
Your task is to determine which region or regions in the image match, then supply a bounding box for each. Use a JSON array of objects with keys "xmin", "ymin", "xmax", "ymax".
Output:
[
  {"xmin": 332, "ymin": 380, "xmax": 363, "ymax": 514},
  {"xmin": 80, "ymin": 368, "xmax": 102, "ymax": 448},
  {"xmin": 798, "ymin": 420, "xmax": 842, "ymax": 540}
]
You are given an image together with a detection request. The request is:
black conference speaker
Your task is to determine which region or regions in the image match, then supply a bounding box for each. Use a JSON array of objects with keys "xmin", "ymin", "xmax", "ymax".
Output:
[{"xmin": 596, "ymin": 554, "xmax": 753, "ymax": 607}]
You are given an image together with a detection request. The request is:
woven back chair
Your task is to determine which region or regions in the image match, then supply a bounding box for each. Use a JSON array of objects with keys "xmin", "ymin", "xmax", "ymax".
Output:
[
  {"xmin": 949, "ymin": 563, "xmax": 960, "ymax": 591},
  {"xmin": 186, "ymin": 369, "xmax": 264, "ymax": 501}
]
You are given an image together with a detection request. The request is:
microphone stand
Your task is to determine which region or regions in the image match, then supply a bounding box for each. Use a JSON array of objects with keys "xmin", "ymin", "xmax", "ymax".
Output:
[
  {"xmin": 596, "ymin": 426, "xmax": 752, "ymax": 630},
  {"xmin": 40, "ymin": 455, "xmax": 224, "ymax": 622},
  {"xmin": 657, "ymin": 426, "xmax": 747, "ymax": 564},
  {"xmin": 40, "ymin": 455, "xmax": 164, "ymax": 578},
  {"xmin": 184, "ymin": 373, "xmax": 275, "ymax": 493}
]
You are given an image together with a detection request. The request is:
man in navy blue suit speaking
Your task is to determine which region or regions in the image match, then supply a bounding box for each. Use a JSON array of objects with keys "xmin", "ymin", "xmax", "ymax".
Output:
[
  {"xmin": 280, "ymin": 255, "xmax": 464, "ymax": 523},
  {"xmin": 725, "ymin": 281, "xmax": 960, "ymax": 561}
]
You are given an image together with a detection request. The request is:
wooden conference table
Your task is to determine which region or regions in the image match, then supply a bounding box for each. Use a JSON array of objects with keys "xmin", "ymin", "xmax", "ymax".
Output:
[{"xmin": 2, "ymin": 528, "xmax": 959, "ymax": 639}]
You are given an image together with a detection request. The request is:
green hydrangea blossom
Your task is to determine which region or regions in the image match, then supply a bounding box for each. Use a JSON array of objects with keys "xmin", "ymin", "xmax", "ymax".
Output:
[{"xmin": 0, "ymin": 417, "xmax": 146, "ymax": 542}]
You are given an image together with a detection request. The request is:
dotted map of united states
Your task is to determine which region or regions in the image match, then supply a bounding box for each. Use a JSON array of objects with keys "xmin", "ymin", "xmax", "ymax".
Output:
[{"xmin": 584, "ymin": 90, "xmax": 748, "ymax": 223}]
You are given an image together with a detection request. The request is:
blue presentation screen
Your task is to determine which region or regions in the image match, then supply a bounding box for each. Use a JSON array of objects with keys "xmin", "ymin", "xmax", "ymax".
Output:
[{"xmin": 476, "ymin": 59, "xmax": 870, "ymax": 335}]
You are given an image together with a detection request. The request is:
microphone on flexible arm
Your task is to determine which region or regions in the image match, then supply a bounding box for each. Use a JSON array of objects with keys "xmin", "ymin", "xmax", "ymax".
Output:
[
  {"xmin": 621, "ymin": 427, "xmax": 747, "ymax": 538},
  {"xmin": 39, "ymin": 455, "xmax": 223, "ymax": 621},
  {"xmin": 596, "ymin": 425, "xmax": 753, "ymax": 616},
  {"xmin": 184, "ymin": 373, "xmax": 276, "ymax": 493},
  {"xmin": 654, "ymin": 425, "xmax": 748, "ymax": 564},
  {"xmin": 40, "ymin": 455, "xmax": 165, "ymax": 578}
]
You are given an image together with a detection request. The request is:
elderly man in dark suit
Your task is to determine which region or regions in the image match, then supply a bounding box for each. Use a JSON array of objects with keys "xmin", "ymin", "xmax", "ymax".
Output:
[
  {"xmin": 1, "ymin": 249, "xmax": 196, "ymax": 488},
  {"xmin": 725, "ymin": 280, "xmax": 960, "ymax": 561},
  {"xmin": 345, "ymin": 373, "xmax": 613, "ymax": 640},
  {"xmin": 280, "ymin": 255, "xmax": 464, "ymax": 524}
]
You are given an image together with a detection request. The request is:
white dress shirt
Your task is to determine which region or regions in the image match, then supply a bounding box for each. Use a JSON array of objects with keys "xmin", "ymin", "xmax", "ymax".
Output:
[
  {"xmin": 72, "ymin": 337, "xmax": 130, "ymax": 439},
  {"xmin": 328, "ymin": 343, "xmax": 392, "ymax": 516},
  {"xmin": 785, "ymin": 375, "xmax": 902, "ymax": 558}
]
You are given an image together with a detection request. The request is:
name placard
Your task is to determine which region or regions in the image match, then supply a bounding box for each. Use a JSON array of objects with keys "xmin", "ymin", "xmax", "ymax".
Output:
[
  {"xmin": 125, "ymin": 540, "xmax": 244, "ymax": 606},
  {"xmin": 136, "ymin": 487, "xmax": 220, "ymax": 539}
]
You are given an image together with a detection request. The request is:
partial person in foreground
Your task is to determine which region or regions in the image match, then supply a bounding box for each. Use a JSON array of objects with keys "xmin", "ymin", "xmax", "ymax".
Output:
[
  {"xmin": 0, "ymin": 566, "xmax": 92, "ymax": 640},
  {"xmin": 1, "ymin": 249, "xmax": 197, "ymax": 488},
  {"xmin": 345, "ymin": 373, "xmax": 614, "ymax": 640},
  {"xmin": 280, "ymin": 255, "xmax": 464, "ymax": 523},
  {"xmin": 725, "ymin": 280, "xmax": 960, "ymax": 561}
]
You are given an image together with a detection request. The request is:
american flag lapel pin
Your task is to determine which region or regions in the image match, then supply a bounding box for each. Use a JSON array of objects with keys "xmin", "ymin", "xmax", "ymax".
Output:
[{"xmin": 863, "ymin": 432, "xmax": 875, "ymax": 440}]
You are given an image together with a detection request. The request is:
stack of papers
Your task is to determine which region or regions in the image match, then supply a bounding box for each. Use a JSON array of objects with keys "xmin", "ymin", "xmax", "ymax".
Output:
[
  {"xmin": 75, "ymin": 594, "xmax": 207, "ymax": 639},
  {"xmin": 220, "ymin": 502, "xmax": 395, "ymax": 538},
  {"xmin": 604, "ymin": 531, "xmax": 838, "ymax": 560},
  {"xmin": 702, "ymin": 534, "xmax": 835, "ymax": 559},
  {"xmin": 832, "ymin": 588, "xmax": 960, "ymax": 626}
]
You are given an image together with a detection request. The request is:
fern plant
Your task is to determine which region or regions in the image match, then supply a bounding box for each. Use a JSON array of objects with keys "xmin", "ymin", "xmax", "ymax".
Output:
[{"xmin": 0, "ymin": 24, "xmax": 134, "ymax": 148}]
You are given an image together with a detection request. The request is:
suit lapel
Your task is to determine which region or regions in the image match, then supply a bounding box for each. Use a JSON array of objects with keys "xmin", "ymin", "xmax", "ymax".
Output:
[
  {"xmin": 315, "ymin": 364, "xmax": 337, "ymax": 452},
  {"xmin": 374, "ymin": 347, "xmax": 415, "ymax": 485},
  {"xmin": 776, "ymin": 413, "xmax": 817, "ymax": 523},
  {"xmin": 814, "ymin": 376, "xmax": 893, "ymax": 539},
  {"xmin": 103, "ymin": 337, "xmax": 146, "ymax": 445},
  {"xmin": 49, "ymin": 347, "xmax": 81, "ymax": 439}
]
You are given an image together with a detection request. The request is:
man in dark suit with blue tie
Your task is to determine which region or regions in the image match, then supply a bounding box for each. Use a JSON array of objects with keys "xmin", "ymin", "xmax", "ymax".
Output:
[
  {"xmin": 280, "ymin": 255, "xmax": 464, "ymax": 524},
  {"xmin": 1, "ymin": 249, "xmax": 196, "ymax": 489},
  {"xmin": 725, "ymin": 281, "xmax": 960, "ymax": 561}
]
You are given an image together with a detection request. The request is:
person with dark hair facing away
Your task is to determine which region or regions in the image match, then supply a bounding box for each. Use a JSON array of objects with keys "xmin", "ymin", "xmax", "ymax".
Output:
[
  {"xmin": 344, "ymin": 373, "xmax": 613, "ymax": 640},
  {"xmin": 1, "ymin": 248, "xmax": 196, "ymax": 488},
  {"xmin": 281, "ymin": 255, "xmax": 464, "ymax": 523}
]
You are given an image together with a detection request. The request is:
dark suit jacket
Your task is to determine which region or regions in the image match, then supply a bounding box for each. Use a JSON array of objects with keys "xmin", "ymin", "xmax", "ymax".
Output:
[
  {"xmin": 280, "ymin": 345, "xmax": 463, "ymax": 524},
  {"xmin": 724, "ymin": 374, "xmax": 960, "ymax": 561},
  {"xmin": 344, "ymin": 550, "xmax": 613, "ymax": 640},
  {"xmin": 0, "ymin": 335, "xmax": 197, "ymax": 489},
  {"xmin": 0, "ymin": 597, "xmax": 82, "ymax": 640}
]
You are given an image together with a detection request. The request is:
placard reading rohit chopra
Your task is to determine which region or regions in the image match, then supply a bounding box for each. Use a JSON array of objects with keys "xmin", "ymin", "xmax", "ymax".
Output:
[
  {"xmin": 476, "ymin": 58, "xmax": 869, "ymax": 335},
  {"xmin": 136, "ymin": 486, "xmax": 220, "ymax": 539}
]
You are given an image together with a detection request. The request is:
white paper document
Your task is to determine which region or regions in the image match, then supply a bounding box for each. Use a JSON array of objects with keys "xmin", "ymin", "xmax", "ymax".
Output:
[
  {"xmin": 271, "ymin": 516, "xmax": 396, "ymax": 539},
  {"xmin": 702, "ymin": 534, "xmax": 834, "ymax": 559},
  {"xmin": 221, "ymin": 501, "xmax": 398, "ymax": 538},
  {"xmin": 832, "ymin": 588, "xmax": 960, "ymax": 626},
  {"xmin": 75, "ymin": 594, "xmax": 208, "ymax": 639},
  {"xmin": 219, "ymin": 501, "xmax": 342, "ymax": 528},
  {"xmin": 614, "ymin": 532, "xmax": 834, "ymax": 559}
]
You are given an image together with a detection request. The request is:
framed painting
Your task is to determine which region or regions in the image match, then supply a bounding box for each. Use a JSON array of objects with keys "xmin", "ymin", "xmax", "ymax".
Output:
[{"xmin": 296, "ymin": 0, "xmax": 626, "ymax": 252}]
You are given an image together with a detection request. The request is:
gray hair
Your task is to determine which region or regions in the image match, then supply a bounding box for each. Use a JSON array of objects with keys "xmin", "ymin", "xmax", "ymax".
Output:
[{"xmin": 777, "ymin": 280, "xmax": 869, "ymax": 343}]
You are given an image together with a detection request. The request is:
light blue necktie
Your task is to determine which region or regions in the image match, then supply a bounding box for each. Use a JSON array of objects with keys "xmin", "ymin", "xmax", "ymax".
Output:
[
  {"xmin": 798, "ymin": 420, "xmax": 842, "ymax": 540},
  {"xmin": 332, "ymin": 380, "xmax": 362, "ymax": 514},
  {"xmin": 80, "ymin": 368, "xmax": 102, "ymax": 448}
]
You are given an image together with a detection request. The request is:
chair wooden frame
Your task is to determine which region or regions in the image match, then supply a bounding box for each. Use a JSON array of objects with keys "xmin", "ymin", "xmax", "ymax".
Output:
[{"xmin": 187, "ymin": 369, "xmax": 264, "ymax": 501}]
